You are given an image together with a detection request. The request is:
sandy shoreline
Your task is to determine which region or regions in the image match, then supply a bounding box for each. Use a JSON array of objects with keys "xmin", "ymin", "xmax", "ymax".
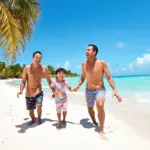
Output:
[
  {"xmin": 6, "ymin": 79, "xmax": 150, "ymax": 139},
  {"xmin": 0, "ymin": 79, "xmax": 150, "ymax": 150}
]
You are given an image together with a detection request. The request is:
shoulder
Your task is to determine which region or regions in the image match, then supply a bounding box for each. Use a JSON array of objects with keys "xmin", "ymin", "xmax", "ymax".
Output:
[
  {"xmin": 25, "ymin": 64, "xmax": 31, "ymax": 69},
  {"xmin": 64, "ymin": 80, "xmax": 68, "ymax": 84},
  {"xmin": 99, "ymin": 60, "xmax": 108, "ymax": 68},
  {"xmin": 64, "ymin": 80, "xmax": 70, "ymax": 87},
  {"xmin": 42, "ymin": 66, "xmax": 48, "ymax": 71},
  {"xmin": 42, "ymin": 65, "xmax": 48, "ymax": 69},
  {"xmin": 23, "ymin": 65, "xmax": 30, "ymax": 71},
  {"xmin": 52, "ymin": 79, "xmax": 56, "ymax": 84},
  {"xmin": 82, "ymin": 61, "xmax": 86, "ymax": 67}
]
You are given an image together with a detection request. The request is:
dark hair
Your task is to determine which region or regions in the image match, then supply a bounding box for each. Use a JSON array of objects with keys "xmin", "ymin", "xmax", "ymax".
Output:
[
  {"xmin": 88, "ymin": 44, "xmax": 98, "ymax": 56},
  {"xmin": 55, "ymin": 68, "xmax": 66, "ymax": 74},
  {"xmin": 32, "ymin": 51, "xmax": 42, "ymax": 57}
]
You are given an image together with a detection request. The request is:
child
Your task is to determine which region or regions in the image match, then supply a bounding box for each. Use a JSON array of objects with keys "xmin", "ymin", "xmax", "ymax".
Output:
[{"xmin": 51, "ymin": 68, "xmax": 75, "ymax": 129}]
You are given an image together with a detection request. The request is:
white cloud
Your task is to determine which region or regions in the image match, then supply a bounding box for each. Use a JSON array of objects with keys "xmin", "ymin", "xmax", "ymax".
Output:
[
  {"xmin": 64, "ymin": 61, "xmax": 70, "ymax": 70},
  {"xmin": 116, "ymin": 53, "xmax": 150, "ymax": 74},
  {"xmin": 116, "ymin": 41, "xmax": 125, "ymax": 48},
  {"xmin": 136, "ymin": 53, "xmax": 150, "ymax": 67}
]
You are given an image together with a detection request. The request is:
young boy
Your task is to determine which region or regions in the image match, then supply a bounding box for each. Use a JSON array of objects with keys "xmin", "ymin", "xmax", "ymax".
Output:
[{"xmin": 51, "ymin": 68, "xmax": 75, "ymax": 129}]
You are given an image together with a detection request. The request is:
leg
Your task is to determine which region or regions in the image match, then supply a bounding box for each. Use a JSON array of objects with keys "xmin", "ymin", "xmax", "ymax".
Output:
[
  {"xmin": 62, "ymin": 111, "xmax": 67, "ymax": 125},
  {"xmin": 26, "ymin": 97, "xmax": 36, "ymax": 125},
  {"xmin": 88, "ymin": 107, "xmax": 98, "ymax": 125},
  {"xmin": 29, "ymin": 109, "xmax": 35, "ymax": 125},
  {"xmin": 62, "ymin": 101, "xmax": 67, "ymax": 125},
  {"xmin": 36, "ymin": 92, "xmax": 43, "ymax": 125},
  {"xmin": 85, "ymin": 88, "xmax": 98, "ymax": 125},
  {"xmin": 57, "ymin": 112, "xmax": 62, "ymax": 128},
  {"xmin": 56, "ymin": 103, "xmax": 62, "ymax": 129},
  {"xmin": 36, "ymin": 104, "xmax": 42, "ymax": 124},
  {"xmin": 96, "ymin": 98, "xmax": 105, "ymax": 136}
]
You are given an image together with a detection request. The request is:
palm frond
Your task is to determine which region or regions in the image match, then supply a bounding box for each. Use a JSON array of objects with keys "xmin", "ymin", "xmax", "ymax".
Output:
[
  {"xmin": 11, "ymin": 0, "xmax": 40, "ymax": 41},
  {"xmin": 0, "ymin": 3, "xmax": 24, "ymax": 64}
]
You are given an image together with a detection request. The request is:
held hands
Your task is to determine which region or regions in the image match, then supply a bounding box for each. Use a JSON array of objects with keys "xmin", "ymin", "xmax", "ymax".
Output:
[
  {"xmin": 70, "ymin": 88, "xmax": 78, "ymax": 92},
  {"xmin": 112, "ymin": 89, "xmax": 122, "ymax": 102},
  {"xmin": 17, "ymin": 91, "xmax": 23, "ymax": 98},
  {"xmin": 52, "ymin": 92, "xmax": 58, "ymax": 98},
  {"xmin": 71, "ymin": 86, "xmax": 80, "ymax": 92}
]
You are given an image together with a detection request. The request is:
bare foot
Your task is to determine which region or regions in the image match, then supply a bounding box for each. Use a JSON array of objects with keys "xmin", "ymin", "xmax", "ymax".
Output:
[
  {"xmin": 62, "ymin": 120, "xmax": 66, "ymax": 125},
  {"xmin": 38, "ymin": 118, "xmax": 42, "ymax": 125},
  {"xmin": 100, "ymin": 131, "xmax": 108, "ymax": 140},
  {"xmin": 28, "ymin": 120, "xmax": 35, "ymax": 126},
  {"xmin": 57, "ymin": 122, "xmax": 62, "ymax": 129},
  {"xmin": 93, "ymin": 121, "xmax": 98, "ymax": 126}
]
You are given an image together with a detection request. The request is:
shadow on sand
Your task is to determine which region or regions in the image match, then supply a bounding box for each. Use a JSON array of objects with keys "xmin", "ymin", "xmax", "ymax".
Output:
[
  {"xmin": 52, "ymin": 120, "xmax": 78, "ymax": 129},
  {"xmin": 15, "ymin": 118, "xmax": 57, "ymax": 133},
  {"xmin": 80, "ymin": 118, "xmax": 115, "ymax": 135},
  {"xmin": 79, "ymin": 118, "xmax": 99, "ymax": 133},
  {"xmin": 15, "ymin": 118, "xmax": 78, "ymax": 133}
]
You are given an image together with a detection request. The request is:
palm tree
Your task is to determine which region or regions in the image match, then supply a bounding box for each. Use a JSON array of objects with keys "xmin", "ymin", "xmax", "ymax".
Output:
[{"xmin": 0, "ymin": 0, "xmax": 40, "ymax": 63}]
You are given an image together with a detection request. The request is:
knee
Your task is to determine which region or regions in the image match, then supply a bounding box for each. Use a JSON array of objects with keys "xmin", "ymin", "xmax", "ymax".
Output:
[
  {"xmin": 96, "ymin": 101, "xmax": 104, "ymax": 111},
  {"xmin": 29, "ymin": 110, "xmax": 34, "ymax": 115},
  {"xmin": 36, "ymin": 104, "xmax": 42, "ymax": 109}
]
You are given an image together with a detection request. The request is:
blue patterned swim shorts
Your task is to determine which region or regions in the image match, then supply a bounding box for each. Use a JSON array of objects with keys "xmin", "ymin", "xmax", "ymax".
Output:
[
  {"xmin": 25, "ymin": 91, "xmax": 43, "ymax": 110},
  {"xmin": 85, "ymin": 88, "xmax": 106, "ymax": 107}
]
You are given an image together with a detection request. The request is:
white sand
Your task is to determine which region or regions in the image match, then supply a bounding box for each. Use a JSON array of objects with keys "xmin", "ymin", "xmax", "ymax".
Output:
[{"xmin": 0, "ymin": 80, "xmax": 150, "ymax": 150}]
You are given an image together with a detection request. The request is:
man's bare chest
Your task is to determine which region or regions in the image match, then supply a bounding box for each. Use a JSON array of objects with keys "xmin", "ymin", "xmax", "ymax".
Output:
[{"xmin": 85, "ymin": 64, "xmax": 102, "ymax": 74}]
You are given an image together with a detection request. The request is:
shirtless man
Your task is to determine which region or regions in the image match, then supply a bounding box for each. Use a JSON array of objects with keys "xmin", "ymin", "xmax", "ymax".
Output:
[
  {"xmin": 75, "ymin": 44, "xmax": 122, "ymax": 137},
  {"xmin": 17, "ymin": 51, "xmax": 54, "ymax": 125}
]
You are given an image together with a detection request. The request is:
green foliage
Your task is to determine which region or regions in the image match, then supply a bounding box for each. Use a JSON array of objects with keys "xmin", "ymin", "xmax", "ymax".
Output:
[
  {"xmin": 0, "ymin": 61, "xmax": 5, "ymax": 72},
  {"xmin": 0, "ymin": 0, "xmax": 40, "ymax": 63},
  {"xmin": 47, "ymin": 65, "xmax": 55, "ymax": 74},
  {"xmin": 0, "ymin": 61, "xmax": 79, "ymax": 79}
]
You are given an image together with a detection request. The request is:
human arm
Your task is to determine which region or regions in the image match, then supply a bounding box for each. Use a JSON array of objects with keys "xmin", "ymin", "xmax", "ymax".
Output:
[
  {"xmin": 17, "ymin": 67, "xmax": 27, "ymax": 98},
  {"xmin": 44, "ymin": 67, "xmax": 55, "ymax": 94},
  {"xmin": 64, "ymin": 81, "xmax": 76, "ymax": 92},
  {"xmin": 74, "ymin": 63, "xmax": 86, "ymax": 91},
  {"xmin": 102, "ymin": 61, "xmax": 122, "ymax": 102}
]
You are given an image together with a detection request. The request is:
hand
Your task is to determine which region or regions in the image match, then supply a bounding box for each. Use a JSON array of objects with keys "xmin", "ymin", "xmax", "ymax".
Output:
[
  {"xmin": 112, "ymin": 90, "xmax": 122, "ymax": 102},
  {"xmin": 52, "ymin": 93, "xmax": 55, "ymax": 98},
  {"xmin": 73, "ymin": 86, "xmax": 80, "ymax": 92},
  {"xmin": 70, "ymin": 88, "xmax": 77, "ymax": 92},
  {"xmin": 52, "ymin": 91, "xmax": 59, "ymax": 98},
  {"xmin": 17, "ymin": 91, "xmax": 22, "ymax": 98}
]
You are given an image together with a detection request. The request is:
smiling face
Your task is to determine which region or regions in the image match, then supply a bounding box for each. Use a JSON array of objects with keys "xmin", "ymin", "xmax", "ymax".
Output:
[
  {"xmin": 56, "ymin": 71, "xmax": 65, "ymax": 82},
  {"xmin": 86, "ymin": 46, "xmax": 96, "ymax": 59},
  {"xmin": 32, "ymin": 53, "xmax": 42, "ymax": 65}
]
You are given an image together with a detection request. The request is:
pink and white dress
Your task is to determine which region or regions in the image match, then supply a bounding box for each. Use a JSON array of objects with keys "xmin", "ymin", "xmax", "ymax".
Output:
[{"xmin": 53, "ymin": 79, "xmax": 70, "ymax": 113}]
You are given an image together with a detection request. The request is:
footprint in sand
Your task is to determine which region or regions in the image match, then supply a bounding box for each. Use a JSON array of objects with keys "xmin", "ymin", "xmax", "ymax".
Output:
[{"xmin": 104, "ymin": 126, "xmax": 115, "ymax": 134}]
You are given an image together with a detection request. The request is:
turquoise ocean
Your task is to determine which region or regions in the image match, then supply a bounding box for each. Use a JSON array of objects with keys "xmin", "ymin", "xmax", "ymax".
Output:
[{"xmin": 13, "ymin": 75, "xmax": 150, "ymax": 104}]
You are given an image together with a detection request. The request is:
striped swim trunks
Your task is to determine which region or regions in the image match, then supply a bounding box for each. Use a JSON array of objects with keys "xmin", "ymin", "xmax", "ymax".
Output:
[
  {"xmin": 85, "ymin": 88, "xmax": 106, "ymax": 107},
  {"xmin": 25, "ymin": 91, "xmax": 43, "ymax": 110}
]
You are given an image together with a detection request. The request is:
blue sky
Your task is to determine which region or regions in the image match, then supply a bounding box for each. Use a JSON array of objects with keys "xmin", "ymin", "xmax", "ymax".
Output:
[{"xmin": 1, "ymin": 0, "xmax": 150, "ymax": 75}]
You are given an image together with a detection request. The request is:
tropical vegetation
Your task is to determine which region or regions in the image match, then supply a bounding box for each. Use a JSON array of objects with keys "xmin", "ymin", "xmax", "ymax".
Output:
[
  {"xmin": 0, "ymin": 61, "xmax": 79, "ymax": 79},
  {"xmin": 0, "ymin": 0, "xmax": 40, "ymax": 63}
]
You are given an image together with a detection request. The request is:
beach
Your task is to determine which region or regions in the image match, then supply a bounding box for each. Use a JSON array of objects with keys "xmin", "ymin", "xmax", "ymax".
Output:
[{"xmin": 0, "ymin": 79, "xmax": 150, "ymax": 150}]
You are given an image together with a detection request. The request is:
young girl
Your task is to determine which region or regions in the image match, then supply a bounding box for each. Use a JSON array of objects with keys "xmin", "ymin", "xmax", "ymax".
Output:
[{"xmin": 51, "ymin": 68, "xmax": 75, "ymax": 129}]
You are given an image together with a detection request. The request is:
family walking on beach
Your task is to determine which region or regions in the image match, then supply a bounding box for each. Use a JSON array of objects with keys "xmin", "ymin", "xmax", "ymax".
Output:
[{"xmin": 17, "ymin": 44, "xmax": 122, "ymax": 138}]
